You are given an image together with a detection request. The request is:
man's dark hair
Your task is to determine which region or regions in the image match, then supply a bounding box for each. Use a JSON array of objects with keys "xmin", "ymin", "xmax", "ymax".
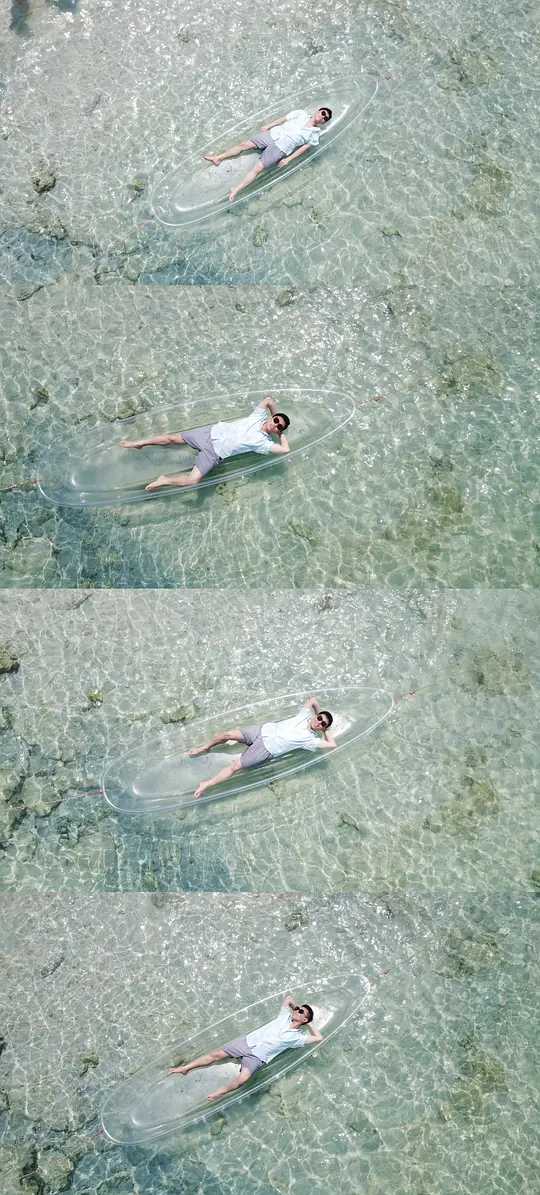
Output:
[
  {"xmin": 275, "ymin": 412, "xmax": 290, "ymax": 431},
  {"xmin": 320, "ymin": 107, "xmax": 332, "ymax": 122},
  {"xmin": 302, "ymin": 1004, "xmax": 314, "ymax": 1023},
  {"xmin": 319, "ymin": 710, "xmax": 333, "ymax": 728}
]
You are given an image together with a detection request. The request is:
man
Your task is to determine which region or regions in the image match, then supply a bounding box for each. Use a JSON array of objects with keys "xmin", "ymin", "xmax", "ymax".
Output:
[
  {"xmin": 169, "ymin": 993, "xmax": 323, "ymax": 1102},
  {"xmin": 120, "ymin": 395, "xmax": 290, "ymax": 491},
  {"xmin": 203, "ymin": 106, "xmax": 333, "ymax": 202},
  {"xmin": 190, "ymin": 695, "xmax": 336, "ymax": 799}
]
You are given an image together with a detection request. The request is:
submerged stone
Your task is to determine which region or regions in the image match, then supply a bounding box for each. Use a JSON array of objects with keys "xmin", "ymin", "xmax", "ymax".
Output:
[
  {"xmin": 40, "ymin": 951, "xmax": 65, "ymax": 978},
  {"xmin": 348, "ymin": 1110, "xmax": 382, "ymax": 1150},
  {"xmin": 284, "ymin": 908, "xmax": 310, "ymax": 931},
  {"xmin": 252, "ymin": 224, "xmax": 269, "ymax": 247},
  {"xmin": 423, "ymin": 776, "xmax": 500, "ymax": 835},
  {"xmin": 436, "ymin": 349, "xmax": 503, "ymax": 400},
  {"xmin": 276, "ymin": 288, "xmax": 297, "ymax": 307},
  {"xmin": 427, "ymin": 483, "xmax": 465, "ymax": 516},
  {"xmin": 338, "ymin": 811, "xmax": 368, "ymax": 835},
  {"xmin": 78, "ymin": 1052, "xmax": 99, "ymax": 1077},
  {"xmin": 0, "ymin": 645, "xmax": 19, "ymax": 674},
  {"xmin": 0, "ymin": 1144, "xmax": 36, "ymax": 1195},
  {"xmin": 442, "ymin": 928, "xmax": 503, "ymax": 977},
  {"xmin": 286, "ymin": 520, "xmax": 320, "ymax": 548},
  {"xmin": 30, "ymin": 386, "xmax": 50, "ymax": 409},
  {"xmin": 32, "ymin": 162, "xmax": 56, "ymax": 194},
  {"xmin": 36, "ymin": 1149, "xmax": 74, "ymax": 1192},
  {"xmin": 160, "ymin": 702, "xmax": 198, "ymax": 725},
  {"xmin": 453, "ymin": 645, "xmax": 531, "ymax": 696},
  {"xmin": 21, "ymin": 777, "xmax": 63, "ymax": 817}
]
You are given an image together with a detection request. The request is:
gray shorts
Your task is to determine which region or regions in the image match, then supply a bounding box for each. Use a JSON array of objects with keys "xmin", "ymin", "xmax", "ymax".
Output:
[
  {"xmin": 222, "ymin": 1036, "xmax": 264, "ymax": 1076},
  {"xmin": 181, "ymin": 424, "xmax": 221, "ymax": 478},
  {"xmin": 239, "ymin": 724, "xmax": 273, "ymax": 769},
  {"xmin": 250, "ymin": 132, "xmax": 287, "ymax": 169}
]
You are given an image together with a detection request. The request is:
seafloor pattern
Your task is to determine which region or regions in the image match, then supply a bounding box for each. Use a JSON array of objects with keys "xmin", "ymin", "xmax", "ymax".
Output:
[
  {"xmin": 1, "ymin": 283, "xmax": 539, "ymax": 588},
  {"xmin": 1, "ymin": 0, "xmax": 539, "ymax": 588},
  {"xmin": 1, "ymin": 890, "xmax": 538, "ymax": 1195},
  {"xmin": 1, "ymin": 588, "xmax": 538, "ymax": 894}
]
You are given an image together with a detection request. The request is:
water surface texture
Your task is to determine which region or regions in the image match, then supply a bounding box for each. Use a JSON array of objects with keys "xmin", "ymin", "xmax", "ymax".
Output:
[
  {"xmin": 1, "ymin": 0, "xmax": 539, "ymax": 587},
  {"xmin": 1, "ymin": 890, "xmax": 538, "ymax": 1195},
  {"xmin": 1, "ymin": 1, "xmax": 538, "ymax": 287},
  {"xmin": 1, "ymin": 588, "xmax": 537, "ymax": 894},
  {"xmin": 1, "ymin": 284, "xmax": 538, "ymax": 587}
]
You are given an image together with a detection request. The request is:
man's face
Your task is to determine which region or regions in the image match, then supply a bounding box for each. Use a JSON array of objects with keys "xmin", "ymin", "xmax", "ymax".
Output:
[
  {"xmin": 291, "ymin": 1004, "xmax": 311, "ymax": 1026},
  {"xmin": 264, "ymin": 415, "xmax": 287, "ymax": 437},
  {"xmin": 314, "ymin": 108, "xmax": 331, "ymax": 126},
  {"xmin": 310, "ymin": 713, "xmax": 330, "ymax": 734}
]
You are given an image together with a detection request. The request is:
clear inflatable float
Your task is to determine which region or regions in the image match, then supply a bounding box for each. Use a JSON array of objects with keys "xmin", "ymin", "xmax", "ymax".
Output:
[
  {"xmin": 101, "ymin": 686, "xmax": 394, "ymax": 814},
  {"xmin": 37, "ymin": 388, "xmax": 354, "ymax": 509},
  {"xmin": 101, "ymin": 974, "xmax": 370, "ymax": 1144},
  {"xmin": 151, "ymin": 79, "xmax": 379, "ymax": 227}
]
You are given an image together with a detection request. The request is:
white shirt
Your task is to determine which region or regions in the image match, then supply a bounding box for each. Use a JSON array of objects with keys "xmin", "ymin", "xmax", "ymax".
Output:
[
  {"xmin": 210, "ymin": 404, "xmax": 274, "ymax": 460},
  {"xmin": 261, "ymin": 704, "xmax": 321, "ymax": 758},
  {"xmin": 246, "ymin": 1005, "xmax": 309, "ymax": 1063},
  {"xmin": 270, "ymin": 109, "xmax": 321, "ymax": 155}
]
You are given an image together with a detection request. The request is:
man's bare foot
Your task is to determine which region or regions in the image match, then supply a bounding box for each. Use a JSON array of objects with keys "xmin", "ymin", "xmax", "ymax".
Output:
[
  {"xmin": 194, "ymin": 783, "xmax": 207, "ymax": 800},
  {"xmin": 203, "ymin": 153, "xmax": 221, "ymax": 166},
  {"xmin": 145, "ymin": 475, "xmax": 170, "ymax": 492},
  {"xmin": 207, "ymin": 1088, "xmax": 226, "ymax": 1101},
  {"xmin": 188, "ymin": 745, "xmax": 207, "ymax": 758},
  {"xmin": 168, "ymin": 1065, "xmax": 188, "ymax": 1075},
  {"xmin": 120, "ymin": 439, "xmax": 144, "ymax": 449}
]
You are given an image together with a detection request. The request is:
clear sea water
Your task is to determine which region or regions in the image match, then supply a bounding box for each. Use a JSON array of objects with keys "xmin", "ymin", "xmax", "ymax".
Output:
[
  {"xmin": 1, "ymin": 4, "xmax": 538, "ymax": 1194},
  {"xmin": 1, "ymin": 0, "xmax": 538, "ymax": 587}
]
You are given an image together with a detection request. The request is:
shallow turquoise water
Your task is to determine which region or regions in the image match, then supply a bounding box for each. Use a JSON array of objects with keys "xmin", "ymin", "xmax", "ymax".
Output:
[
  {"xmin": 1, "ymin": 589, "xmax": 537, "ymax": 894},
  {"xmin": 1, "ymin": 1, "xmax": 539, "ymax": 587},
  {"xmin": 1, "ymin": 889, "xmax": 539, "ymax": 1194},
  {"xmin": 1, "ymin": 4, "xmax": 539, "ymax": 1194}
]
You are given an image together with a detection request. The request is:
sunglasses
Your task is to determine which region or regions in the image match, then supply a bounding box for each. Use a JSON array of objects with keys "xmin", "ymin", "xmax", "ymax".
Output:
[
  {"xmin": 317, "ymin": 716, "xmax": 330, "ymax": 729},
  {"xmin": 273, "ymin": 416, "xmax": 285, "ymax": 432},
  {"xmin": 293, "ymin": 1006, "xmax": 308, "ymax": 1015}
]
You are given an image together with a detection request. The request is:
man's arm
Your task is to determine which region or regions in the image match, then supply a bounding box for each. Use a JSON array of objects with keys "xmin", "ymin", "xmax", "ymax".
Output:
[
  {"xmin": 260, "ymin": 115, "xmax": 287, "ymax": 131},
  {"xmin": 305, "ymin": 697, "xmax": 337, "ymax": 749},
  {"xmin": 270, "ymin": 435, "xmax": 290, "ymax": 455},
  {"xmin": 306, "ymin": 1026, "xmax": 324, "ymax": 1043},
  {"xmin": 262, "ymin": 395, "xmax": 278, "ymax": 416},
  {"xmin": 278, "ymin": 144, "xmax": 311, "ymax": 168},
  {"xmin": 282, "ymin": 994, "xmax": 295, "ymax": 1009}
]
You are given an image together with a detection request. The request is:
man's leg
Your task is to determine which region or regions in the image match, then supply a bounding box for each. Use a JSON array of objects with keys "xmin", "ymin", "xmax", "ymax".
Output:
[
  {"xmin": 194, "ymin": 758, "xmax": 242, "ymax": 800},
  {"xmin": 207, "ymin": 1066, "xmax": 253, "ymax": 1102},
  {"xmin": 189, "ymin": 728, "xmax": 244, "ymax": 757},
  {"xmin": 169, "ymin": 1049, "xmax": 228, "ymax": 1076},
  {"xmin": 229, "ymin": 160, "xmax": 265, "ymax": 203},
  {"xmin": 203, "ymin": 139, "xmax": 257, "ymax": 166},
  {"xmin": 145, "ymin": 466, "xmax": 203, "ymax": 492},
  {"xmin": 120, "ymin": 433, "xmax": 187, "ymax": 449}
]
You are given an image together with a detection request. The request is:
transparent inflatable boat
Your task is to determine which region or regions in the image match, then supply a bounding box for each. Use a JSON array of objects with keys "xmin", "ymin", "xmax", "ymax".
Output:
[
  {"xmin": 37, "ymin": 388, "xmax": 354, "ymax": 509},
  {"xmin": 151, "ymin": 79, "xmax": 379, "ymax": 227},
  {"xmin": 101, "ymin": 974, "xmax": 369, "ymax": 1144},
  {"xmin": 102, "ymin": 686, "xmax": 394, "ymax": 815}
]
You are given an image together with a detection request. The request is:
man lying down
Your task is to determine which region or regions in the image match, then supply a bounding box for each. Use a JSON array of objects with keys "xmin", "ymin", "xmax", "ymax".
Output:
[
  {"xmin": 168, "ymin": 992, "xmax": 323, "ymax": 1102},
  {"xmin": 120, "ymin": 394, "xmax": 289, "ymax": 490},
  {"xmin": 189, "ymin": 695, "xmax": 337, "ymax": 800}
]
